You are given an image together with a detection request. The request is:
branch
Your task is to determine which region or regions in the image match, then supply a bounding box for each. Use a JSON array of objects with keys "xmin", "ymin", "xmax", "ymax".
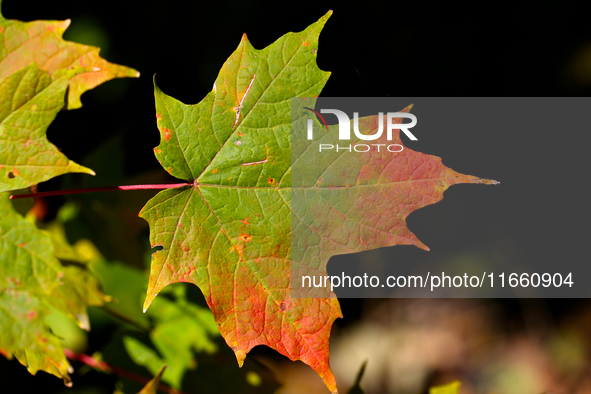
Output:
[{"xmin": 64, "ymin": 348, "xmax": 186, "ymax": 394}]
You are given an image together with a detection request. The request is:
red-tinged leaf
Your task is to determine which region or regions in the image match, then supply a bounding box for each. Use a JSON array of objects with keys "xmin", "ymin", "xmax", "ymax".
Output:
[
  {"xmin": 0, "ymin": 290, "xmax": 72, "ymax": 386},
  {"xmin": 140, "ymin": 12, "xmax": 496, "ymax": 394},
  {"xmin": 0, "ymin": 0, "xmax": 138, "ymax": 109},
  {"xmin": 289, "ymin": 104, "xmax": 498, "ymax": 300}
]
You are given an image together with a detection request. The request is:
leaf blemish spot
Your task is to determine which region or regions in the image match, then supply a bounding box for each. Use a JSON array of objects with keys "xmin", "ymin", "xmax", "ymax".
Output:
[
  {"xmin": 267, "ymin": 177, "xmax": 275, "ymax": 185},
  {"xmin": 240, "ymin": 233, "xmax": 252, "ymax": 243},
  {"xmin": 7, "ymin": 171, "xmax": 15, "ymax": 179},
  {"xmin": 234, "ymin": 141, "xmax": 242, "ymax": 146},
  {"xmin": 162, "ymin": 128, "xmax": 171, "ymax": 141},
  {"xmin": 212, "ymin": 169, "xmax": 218, "ymax": 174},
  {"xmin": 279, "ymin": 302, "xmax": 287, "ymax": 311},
  {"xmin": 233, "ymin": 74, "xmax": 257, "ymax": 127},
  {"xmin": 240, "ymin": 158, "xmax": 268, "ymax": 166}
]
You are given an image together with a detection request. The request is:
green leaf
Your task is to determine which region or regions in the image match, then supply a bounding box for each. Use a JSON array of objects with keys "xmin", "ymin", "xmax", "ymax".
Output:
[
  {"xmin": 0, "ymin": 0, "xmax": 139, "ymax": 110},
  {"xmin": 0, "ymin": 289, "xmax": 72, "ymax": 386},
  {"xmin": 123, "ymin": 284, "xmax": 219, "ymax": 389},
  {"xmin": 89, "ymin": 257, "xmax": 151, "ymax": 330},
  {"xmin": 0, "ymin": 193, "xmax": 65, "ymax": 296},
  {"xmin": 0, "ymin": 4, "xmax": 133, "ymax": 377},
  {"xmin": 0, "ymin": 63, "xmax": 94, "ymax": 193},
  {"xmin": 89, "ymin": 257, "xmax": 220, "ymax": 389},
  {"xmin": 0, "ymin": 193, "xmax": 108, "ymax": 382},
  {"xmin": 0, "ymin": 0, "xmax": 139, "ymax": 192},
  {"xmin": 0, "ymin": 192, "xmax": 71, "ymax": 381}
]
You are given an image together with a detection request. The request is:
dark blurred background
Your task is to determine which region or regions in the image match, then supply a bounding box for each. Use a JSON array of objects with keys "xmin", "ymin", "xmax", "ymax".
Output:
[{"xmin": 1, "ymin": 0, "xmax": 590, "ymax": 393}]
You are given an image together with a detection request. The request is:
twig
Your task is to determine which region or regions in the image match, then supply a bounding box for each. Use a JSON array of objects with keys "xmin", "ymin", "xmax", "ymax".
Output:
[{"xmin": 64, "ymin": 348, "xmax": 186, "ymax": 394}]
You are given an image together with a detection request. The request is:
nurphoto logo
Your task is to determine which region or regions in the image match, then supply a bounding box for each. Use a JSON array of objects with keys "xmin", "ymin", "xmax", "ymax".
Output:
[{"xmin": 303, "ymin": 107, "xmax": 418, "ymax": 153}]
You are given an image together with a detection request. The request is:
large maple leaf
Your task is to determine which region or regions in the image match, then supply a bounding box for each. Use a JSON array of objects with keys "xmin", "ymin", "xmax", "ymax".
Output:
[{"xmin": 140, "ymin": 12, "xmax": 496, "ymax": 393}]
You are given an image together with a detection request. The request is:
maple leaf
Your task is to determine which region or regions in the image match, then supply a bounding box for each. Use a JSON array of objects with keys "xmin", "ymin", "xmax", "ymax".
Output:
[
  {"xmin": 0, "ymin": 1, "xmax": 138, "ymax": 191},
  {"xmin": 0, "ymin": 2, "xmax": 132, "ymax": 384},
  {"xmin": 0, "ymin": 193, "xmax": 108, "ymax": 384},
  {"xmin": 0, "ymin": 289, "xmax": 72, "ymax": 384},
  {"xmin": 0, "ymin": 0, "xmax": 139, "ymax": 110},
  {"xmin": 0, "ymin": 64, "xmax": 94, "ymax": 192},
  {"xmin": 140, "ymin": 12, "xmax": 496, "ymax": 393}
]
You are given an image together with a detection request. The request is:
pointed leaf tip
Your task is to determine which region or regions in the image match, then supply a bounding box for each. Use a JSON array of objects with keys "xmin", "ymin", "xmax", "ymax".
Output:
[
  {"xmin": 142, "ymin": 296, "xmax": 153, "ymax": 313},
  {"xmin": 152, "ymin": 74, "xmax": 162, "ymax": 93},
  {"xmin": 318, "ymin": 10, "xmax": 333, "ymax": 24},
  {"xmin": 139, "ymin": 365, "xmax": 167, "ymax": 394},
  {"xmin": 482, "ymin": 178, "xmax": 499, "ymax": 185}
]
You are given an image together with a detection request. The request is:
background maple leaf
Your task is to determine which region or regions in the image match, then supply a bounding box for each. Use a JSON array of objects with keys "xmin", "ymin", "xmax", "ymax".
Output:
[
  {"xmin": 0, "ymin": 0, "xmax": 139, "ymax": 190},
  {"xmin": 0, "ymin": 0, "xmax": 135, "ymax": 384},
  {"xmin": 0, "ymin": 0, "xmax": 139, "ymax": 110}
]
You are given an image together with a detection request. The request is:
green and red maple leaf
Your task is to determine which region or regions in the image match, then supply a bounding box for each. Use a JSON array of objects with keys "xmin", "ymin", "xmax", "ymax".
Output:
[{"xmin": 141, "ymin": 11, "xmax": 495, "ymax": 393}]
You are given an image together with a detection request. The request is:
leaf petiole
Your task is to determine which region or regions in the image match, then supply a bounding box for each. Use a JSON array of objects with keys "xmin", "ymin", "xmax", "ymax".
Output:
[{"xmin": 9, "ymin": 183, "xmax": 192, "ymax": 200}]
